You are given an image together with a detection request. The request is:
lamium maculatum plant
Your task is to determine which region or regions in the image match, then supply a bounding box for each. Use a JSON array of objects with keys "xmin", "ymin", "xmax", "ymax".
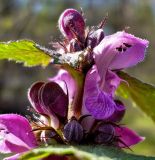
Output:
[{"xmin": 1, "ymin": 8, "xmax": 155, "ymax": 160}]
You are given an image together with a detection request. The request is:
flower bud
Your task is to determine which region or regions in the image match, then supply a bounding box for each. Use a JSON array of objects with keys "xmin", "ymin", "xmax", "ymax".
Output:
[
  {"xmin": 59, "ymin": 9, "xmax": 85, "ymax": 41},
  {"xmin": 63, "ymin": 117, "xmax": 83, "ymax": 144},
  {"xmin": 68, "ymin": 39, "xmax": 83, "ymax": 52},
  {"xmin": 87, "ymin": 29, "xmax": 104, "ymax": 48},
  {"xmin": 94, "ymin": 123, "xmax": 115, "ymax": 144}
]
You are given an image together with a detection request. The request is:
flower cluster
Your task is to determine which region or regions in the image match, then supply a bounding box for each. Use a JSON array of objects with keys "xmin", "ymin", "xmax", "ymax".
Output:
[{"xmin": 0, "ymin": 9, "xmax": 149, "ymax": 160}]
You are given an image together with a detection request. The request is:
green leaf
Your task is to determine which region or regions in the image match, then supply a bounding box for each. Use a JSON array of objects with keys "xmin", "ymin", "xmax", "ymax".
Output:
[
  {"xmin": 117, "ymin": 71, "xmax": 155, "ymax": 122},
  {"xmin": 0, "ymin": 40, "xmax": 93, "ymax": 70},
  {"xmin": 20, "ymin": 145, "xmax": 155, "ymax": 160},
  {"xmin": 0, "ymin": 40, "xmax": 51, "ymax": 67}
]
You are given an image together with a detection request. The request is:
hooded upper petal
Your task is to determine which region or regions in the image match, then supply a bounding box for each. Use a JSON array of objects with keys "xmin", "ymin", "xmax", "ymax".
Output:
[
  {"xmin": 115, "ymin": 126, "xmax": 145, "ymax": 148},
  {"xmin": 93, "ymin": 31, "xmax": 149, "ymax": 84},
  {"xmin": 0, "ymin": 114, "xmax": 37, "ymax": 154}
]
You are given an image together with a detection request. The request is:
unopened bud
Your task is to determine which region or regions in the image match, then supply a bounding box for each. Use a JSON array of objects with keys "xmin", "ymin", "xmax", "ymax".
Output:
[
  {"xmin": 87, "ymin": 29, "xmax": 104, "ymax": 48},
  {"xmin": 59, "ymin": 9, "xmax": 85, "ymax": 41},
  {"xmin": 95, "ymin": 123, "xmax": 115, "ymax": 144},
  {"xmin": 63, "ymin": 117, "xmax": 83, "ymax": 144}
]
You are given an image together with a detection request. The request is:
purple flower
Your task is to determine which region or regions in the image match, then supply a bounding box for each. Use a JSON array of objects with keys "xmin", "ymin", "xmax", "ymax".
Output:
[
  {"xmin": 93, "ymin": 31, "xmax": 149, "ymax": 87},
  {"xmin": 28, "ymin": 81, "xmax": 68, "ymax": 129},
  {"xmin": 28, "ymin": 9, "xmax": 149, "ymax": 149},
  {"xmin": 0, "ymin": 9, "xmax": 148, "ymax": 157},
  {"xmin": 0, "ymin": 114, "xmax": 37, "ymax": 160},
  {"xmin": 82, "ymin": 30, "xmax": 148, "ymax": 122}
]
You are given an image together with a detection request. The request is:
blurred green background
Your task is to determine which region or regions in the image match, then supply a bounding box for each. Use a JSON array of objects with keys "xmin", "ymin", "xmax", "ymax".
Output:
[{"xmin": 0, "ymin": 0, "xmax": 155, "ymax": 156}]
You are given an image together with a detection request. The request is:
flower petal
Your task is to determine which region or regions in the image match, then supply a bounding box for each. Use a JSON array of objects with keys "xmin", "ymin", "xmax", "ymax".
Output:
[
  {"xmin": 28, "ymin": 81, "xmax": 45, "ymax": 114},
  {"xmin": 39, "ymin": 82, "xmax": 68, "ymax": 118},
  {"xmin": 83, "ymin": 66, "xmax": 116, "ymax": 120},
  {"xmin": 103, "ymin": 70, "xmax": 121, "ymax": 96},
  {"xmin": 0, "ymin": 114, "xmax": 37, "ymax": 154},
  {"xmin": 82, "ymin": 65, "xmax": 101, "ymax": 117},
  {"xmin": 94, "ymin": 31, "xmax": 149, "ymax": 84},
  {"xmin": 83, "ymin": 66, "xmax": 100, "ymax": 98},
  {"xmin": 50, "ymin": 69, "xmax": 76, "ymax": 101},
  {"xmin": 108, "ymin": 101, "xmax": 126, "ymax": 123},
  {"xmin": 110, "ymin": 32, "xmax": 149, "ymax": 70},
  {"xmin": 115, "ymin": 126, "xmax": 145, "ymax": 148},
  {"xmin": 85, "ymin": 91, "xmax": 116, "ymax": 120}
]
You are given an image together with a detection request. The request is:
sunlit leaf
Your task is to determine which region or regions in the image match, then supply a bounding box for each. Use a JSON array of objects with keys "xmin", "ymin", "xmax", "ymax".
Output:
[
  {"xmin": 117, "ymin": 71, "xmax": 155, "ymax": 122},
  {"xmin": 20, "ymin": 145, "xmax": 155, "ymax": 160},
  {"xmin": 0, "ymin": 40, "xmax": 51, "ymax": 67}
]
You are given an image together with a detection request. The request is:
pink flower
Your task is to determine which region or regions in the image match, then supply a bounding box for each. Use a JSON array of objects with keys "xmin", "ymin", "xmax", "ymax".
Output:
[
  {"xmin": 0, "ymin": 114, "xmax": 37, "ymax": 160},
  {"xmin": 93, "ymin": 31, "xmax": 149, "ymax": 88},
  {"xmin": 28, "ymin": 81, "xmax": 68, "ymax": 129},
  {"xmin": 83, "ymin": 65, "xmax": 123, "ymax": 120}
]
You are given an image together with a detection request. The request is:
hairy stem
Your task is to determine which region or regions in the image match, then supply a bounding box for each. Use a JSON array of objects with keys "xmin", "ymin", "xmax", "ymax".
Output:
[{"xmin": 62, "ymin": 64, "xmax": 85, "ymax": 119}]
